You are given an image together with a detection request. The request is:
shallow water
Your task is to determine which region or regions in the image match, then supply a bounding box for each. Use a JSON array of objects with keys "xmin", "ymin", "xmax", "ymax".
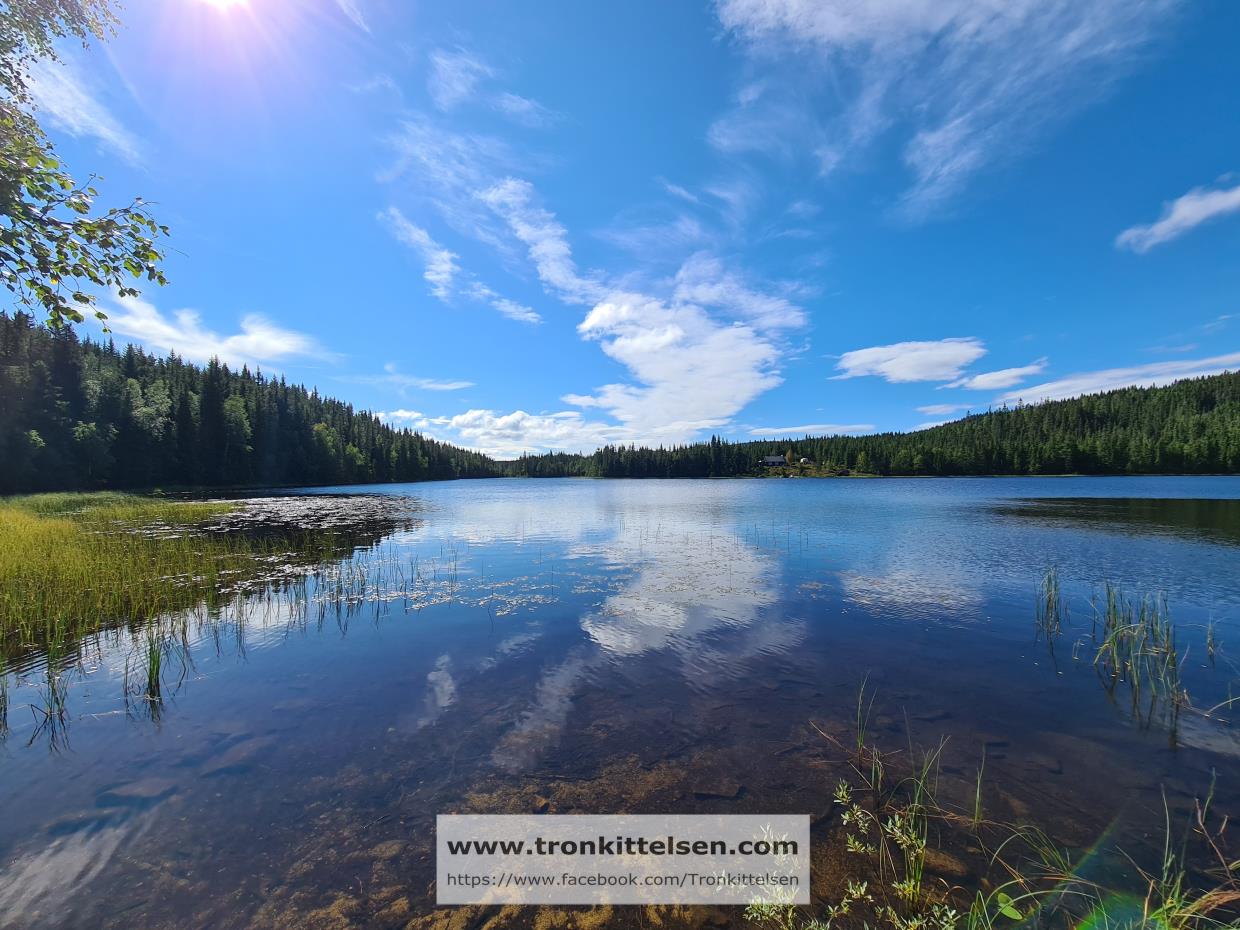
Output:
[{"xmin": 1, "ymin": 477, "xmax": 1239, "ymax": 928}]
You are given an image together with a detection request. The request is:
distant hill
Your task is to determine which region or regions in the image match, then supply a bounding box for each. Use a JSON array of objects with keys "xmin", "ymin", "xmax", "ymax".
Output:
[{"xmin": 506, "ymin": 372, "xmax": 1240, "ymax": 478}]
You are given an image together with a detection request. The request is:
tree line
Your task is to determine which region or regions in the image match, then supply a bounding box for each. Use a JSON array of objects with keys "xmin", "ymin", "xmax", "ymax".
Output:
[
  {"xmin": 508, "ymin": 373, "xmax": 1240, "ymax": 479},
  {"xmin": 0, "ymin": 312, "xmax": 498, "ymax": 494},
  {"xmin": 4, "ymin": 312, "xmax": 1240, "ymax": 494}
]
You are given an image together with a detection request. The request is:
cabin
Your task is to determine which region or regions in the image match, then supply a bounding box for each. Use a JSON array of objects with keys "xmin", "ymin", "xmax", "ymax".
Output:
[
  {"xmin": 799, "ymin": 457, "xmax": 813, "ymax": 466},
  {"xmin": 760, "ymin": 455, "xmax": 787, "ymax": 467}
]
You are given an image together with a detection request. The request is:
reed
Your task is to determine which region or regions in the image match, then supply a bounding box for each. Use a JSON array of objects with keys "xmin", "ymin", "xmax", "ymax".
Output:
[
  {"xmin": 1035, "ymin": 566, "xmax": 1066, "ymax": 637},
  {"xmin": 1092, "ymin": 583, "xmax": 1186, "ymax": 720},
  {"xmin": 0, "ymin": 493, "xmax": 339, "ymax": 658}
]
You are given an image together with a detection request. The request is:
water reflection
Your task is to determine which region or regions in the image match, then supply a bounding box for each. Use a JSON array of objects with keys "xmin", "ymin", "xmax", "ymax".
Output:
[
  {"xmin": 1, "ymin": 477, "xmax": 1239, "ymax": 928},
  {"xmin": 998, "ymin": 497, "xmax": 1240, "ymax": 547}
]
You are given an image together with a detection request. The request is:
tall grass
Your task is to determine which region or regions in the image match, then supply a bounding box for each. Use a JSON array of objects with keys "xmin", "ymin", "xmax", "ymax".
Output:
[{"xmin": 0, "ymin": 493, "xmax": 336, "ymax": 657}]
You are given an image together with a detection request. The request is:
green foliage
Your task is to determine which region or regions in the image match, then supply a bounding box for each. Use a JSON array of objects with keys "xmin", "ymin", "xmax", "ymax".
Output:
[
  {"xmin": 510, "ymin": 372, "xmax": 1240, "ymax": 478},
  {"xmin": 0, "ymin": 312, "xmax": 500, "ymax": 492},
  {"xmin": 1, "ymin": 1, "xmax": 168, "ymax": 327}
]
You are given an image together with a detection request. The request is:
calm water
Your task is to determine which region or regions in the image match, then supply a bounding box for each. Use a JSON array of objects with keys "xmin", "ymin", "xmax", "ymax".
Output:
[{"xmin": 2, "ymin": 477, "xmax": 1239, "ymax": 928}]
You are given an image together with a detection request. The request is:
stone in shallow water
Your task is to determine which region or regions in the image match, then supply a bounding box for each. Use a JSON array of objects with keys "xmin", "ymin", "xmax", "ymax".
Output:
[
  {"xmin": 370, "ymin": 840, "xmax": 404, "ymax": 861},
  {"xmin": 691, "ymin": 778, "xmax": 745, "ymax": 800},
  {"xmin": 96, "ymin": 778, "xmax": 178, "ymax": 808},
  {"xmin": 200, "ymin": 735, "xmax": 275, "ymax": 775}
]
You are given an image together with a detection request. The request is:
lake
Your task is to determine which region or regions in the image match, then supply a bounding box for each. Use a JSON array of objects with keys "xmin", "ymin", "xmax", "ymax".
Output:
[{"xmin": 2, "ymin": 477, "xmax": 1239, "ymax": 929}]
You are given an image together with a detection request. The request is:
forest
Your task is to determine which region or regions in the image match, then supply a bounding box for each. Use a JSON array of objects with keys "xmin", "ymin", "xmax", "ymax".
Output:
[
  {"xmin": 0, "ymin": 313, "xmax": 498, "ymax": 494},
  {"xmin": 3, "ymin": 312, "xmax": 1239, "ymax": 494},
  {"xmin": 510, "ymin": 372, "xmax": 1240, "ymax": 478}
]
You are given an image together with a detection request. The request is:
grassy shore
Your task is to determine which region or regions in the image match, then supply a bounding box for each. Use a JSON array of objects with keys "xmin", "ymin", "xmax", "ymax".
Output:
[{"xmin": 0, "ymin": 492, "xmax": 284, "ymax": 654}]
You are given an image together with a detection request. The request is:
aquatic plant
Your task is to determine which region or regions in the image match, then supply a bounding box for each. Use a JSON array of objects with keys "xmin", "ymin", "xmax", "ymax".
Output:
[
  {"xmin": 972, "ymin": 748, "xmax": 985, "ymax": 830},
  {"xmin": 1036, "ymin": 566, "xmax": 1066, "ymax": 638},
  {"xmin": 749, "ymin": 711, "xmax": 1240, "ymax": 930},
  {"xmin": 1092, "ymin": 584, "xmax": 1187, "ymax": 723}
]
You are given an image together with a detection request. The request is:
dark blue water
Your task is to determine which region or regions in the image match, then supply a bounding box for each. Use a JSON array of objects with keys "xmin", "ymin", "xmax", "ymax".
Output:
[{"xmin": 1, "ymin": 477, "xmax": 1238, "ymax": 928}]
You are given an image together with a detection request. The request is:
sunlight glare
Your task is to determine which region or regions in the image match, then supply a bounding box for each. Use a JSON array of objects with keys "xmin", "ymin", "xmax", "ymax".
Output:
[{"xmin": 197, "ymin": 0, "xmax": 249, "ymax": 10}]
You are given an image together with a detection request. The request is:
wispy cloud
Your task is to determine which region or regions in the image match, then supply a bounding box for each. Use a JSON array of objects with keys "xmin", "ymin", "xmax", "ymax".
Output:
[
  {"xmin": 345, "ymin": 362, "xmax": 474, "ymax": 394},
  {"xmin": 379, "ymin": 207, "xmax": 459, "ymax": 300},
  {"xmin": 747, "ymin": 423, "xmax": 874, "ymax": 436},
  {"xmin": 388, "ymin": 126, "xmax": 807, "ymax": 447},
  {"xmin": 715, "ymin": 0, "xmax": 1179, "ymax": 218},
  {"xmin": 1116, "ymin": 179, "xmax": 1240, "ymax": 253},
  {"xmin": 997, "ymin": 352, "xmax": 1240, "ymax": 404},
  {"xmin": 833, "ymin": 337, "xmax": 987, "ymax": 382},
  {"xmin": 674, "ymin": 252, "xmax": 806, "ymax": 330},
  {"xmin": 425, "ymin": 49, "xmax": 555, "ymax": 128},
  {"xmin": 27, "ymin": 60, "xmax": 141, "ymax": 164},
  {"xmin": 103, "ymin": 297, "xmax": 329, "ymax": 369},
  {"xmin": 427, "ymin": 48, "xmax": 494, "ymax": 111},
  {"xmin": 493, "ymin": 92, "xmax": 558, "ymax": 128},
  {"xmin": 944, "ymin": 358, "xmax": 1047, "ymax": 390},
  {"xmin": 334, "ymin": 0, "xmax": 368, "ymax": 31},
  {"xmin": 916, "ymin": 403, "xmax": 973, "ymax": 416},
  {"xmin": 598, "ymin": 213, "xmax": 712, "ymax": 258},
  {"xmin": 480, "ymin": 178, "xmax": 608, "ymax": 304},
  {"xmin": 464, "ymin": 282, "xmax": 542, "ymax": 324},
  {"xmin": 658, "ymin": 178, "xmax": 702, "ymax": 205},
  {"xmin": 380, "ymin": 206, "xmax": 541, "ymax": 323}
]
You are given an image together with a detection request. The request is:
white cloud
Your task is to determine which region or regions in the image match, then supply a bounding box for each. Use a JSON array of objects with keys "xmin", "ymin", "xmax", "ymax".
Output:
[
  {"xmin": 747, "ymin": 423, "xmax": 874, "ymax": 436},
  {"xmin": 379, "ymin": 207, "xmax": 459, "ymax": 300},
  {"xmin": 834, "ymin": 337, "xmax": 987, "ymax": 382},
  {"xmin": 598, "ymin": 214, "xmax": 711, "ymax": 257},
  {"xmin": 1116, "ymin": 180, "xmax": 1240, "ymax": 253},
  {"xmin": 997, "ymin": 352, "xmax": 1240, "ymax": 404},
  {"xmin": 673, "ymin": 252, "xmax": 806, "ymax": 330},
  {"xmin": 27, "ymin": 60, "xmax": 141, "ymax": 164},
  {"xmin": 480, "ymin": 178, "xmax": 607, "ymax": 304},
  {"xmin": 427, "ymin": 48, "xmax": 493, "ymax": 111},
  {"xmin": 346, "ymin": 362, "xmax": 474, "ymax": 394},
  {"xmin": 334, "ymin": 0, "xmax": 368, "ymax": 31},
  {"xmin": 916, "ymin": 403, "xmax": 972, "ymax": 416},
  {"xmin": 571, "ymin": 291, "xmax": 784, "ymax": 441},
  {"xmin": 715, "ymin": 0, "xmax": 1178, "ymax": 217},
  {"xmin": 433, "ymin": 409, "xmax": 625, "ymax": 459},
  {"xmin": 944, "ymin": 357, "xmax": 1047, "ymax": 390},
  {"xmin": 380, "ymin": 206, "xmax": 540, "ymax": 323},
  {"xmin": 493, "ymin": 92, "xmax": 557, "ymax": 128},
  {"xmin": 464, "ymin": 282, "xmax": 542, "ymax": 324},
  {"xmin": 659, "ymin": 178, "xmax": 702, "ymax": 205},
  {"xmin": 103, "ymin": 297, "xmax": 328, "ymax": 369},
  {"xmin": 378, "ymin": 409, "xmax": 426, "ymax": 425},
  {"xmin": 393, "ymin": 165, "xmax": 805, "ymax": 448}
]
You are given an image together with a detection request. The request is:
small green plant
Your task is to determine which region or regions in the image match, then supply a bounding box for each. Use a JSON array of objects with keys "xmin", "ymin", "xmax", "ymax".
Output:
[
  {"xmin": 1092, "ymin": 584, "xmax": 1186, "ymax": 724},
  {"xmin": 1036, "ymin": 566, "xmax": 1066, "ymax": 637},
  {"xmin": 972, "ymin": 747, "xmax": 986, "ymax": 829}
]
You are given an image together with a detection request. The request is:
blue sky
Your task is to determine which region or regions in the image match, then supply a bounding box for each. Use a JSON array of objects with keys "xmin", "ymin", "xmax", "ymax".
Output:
[{"xmin": 29, "ymin": 0, "xmax": 1240, "ymax": 457}]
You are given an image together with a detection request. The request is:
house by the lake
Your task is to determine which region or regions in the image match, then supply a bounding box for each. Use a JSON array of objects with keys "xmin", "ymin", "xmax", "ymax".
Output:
[{"xmin": 760, "ymin": 455, "xmax": 787, "ymax": 467}]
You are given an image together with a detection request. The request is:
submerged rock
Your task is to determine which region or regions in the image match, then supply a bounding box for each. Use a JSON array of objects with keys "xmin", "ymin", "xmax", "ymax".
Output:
[
  {"xmin": 691, "ymin": 777, "xmax": 745, "ymax": 800},
  {"xmin": 96, "ymin": 777, "xmax": 178, "ymax": 808}
]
